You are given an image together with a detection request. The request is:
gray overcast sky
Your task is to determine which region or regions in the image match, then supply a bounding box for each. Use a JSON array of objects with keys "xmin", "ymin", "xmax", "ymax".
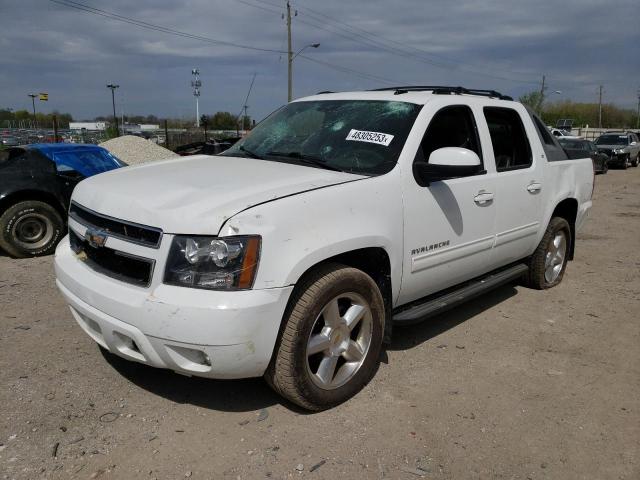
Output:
[{"xmin": 1, "ymin": 0, "xmax": 638, "ymax": 122}]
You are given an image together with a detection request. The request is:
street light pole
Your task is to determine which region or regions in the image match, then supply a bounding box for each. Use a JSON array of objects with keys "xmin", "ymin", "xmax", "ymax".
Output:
[
  {"xmin": 28, "ymin": 94, "xmax": 37, "ymax": 127},
  {"xmin": 106, "ymin": 84, "xmax": 120, "ymax": 136},
  {"xmin": 288, "ymin": 43, "xmax": 320, "ymax": 102}
]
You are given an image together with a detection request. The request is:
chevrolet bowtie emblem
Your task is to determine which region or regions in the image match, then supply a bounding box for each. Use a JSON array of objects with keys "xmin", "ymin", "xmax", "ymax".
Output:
[{"xmin": 85, "ymin": 228, "xmax": 108, "ymax": 248}]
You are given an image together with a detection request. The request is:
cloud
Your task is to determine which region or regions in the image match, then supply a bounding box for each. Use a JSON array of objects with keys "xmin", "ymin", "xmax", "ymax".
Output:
[{"xmin": 0, "ymin": 0, "xmax": 637, "ymax": 121}]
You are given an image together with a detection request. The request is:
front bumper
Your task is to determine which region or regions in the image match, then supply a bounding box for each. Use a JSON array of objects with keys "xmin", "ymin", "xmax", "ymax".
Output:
[
  {"xmin": 55, "ymin": 236, "xmax": 293, "ymax": 379},
  {"xmin": 603, "ymin": 153, "xmax": 626, "ymax": 166}
]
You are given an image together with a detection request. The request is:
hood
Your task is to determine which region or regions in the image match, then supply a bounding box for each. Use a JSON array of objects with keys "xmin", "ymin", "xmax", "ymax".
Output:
[{"xmin": 71, "ymin": 155, "xmax": 365, "ymax": 234}]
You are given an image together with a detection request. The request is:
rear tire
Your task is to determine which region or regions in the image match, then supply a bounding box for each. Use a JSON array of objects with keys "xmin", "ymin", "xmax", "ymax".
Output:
[
  {"xmin": 265, "ymin": 263, "xmax": 385, "ymax": 411},
  {"xmin": 0, "ymin": 200, "xmax": 64, "ymax": 258},
  {"xmin": 633, "ymin": 154, "xmax": 639, "ymax": 167},
  {"xmin": 525, "ymin": 217, "xmax": 571, "ymax": 290}
]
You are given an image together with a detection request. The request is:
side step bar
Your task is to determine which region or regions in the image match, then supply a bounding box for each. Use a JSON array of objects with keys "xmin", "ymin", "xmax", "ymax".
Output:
[{"xmin": 393, "ymin": 263, "xmax": 529, "ymax": 325}]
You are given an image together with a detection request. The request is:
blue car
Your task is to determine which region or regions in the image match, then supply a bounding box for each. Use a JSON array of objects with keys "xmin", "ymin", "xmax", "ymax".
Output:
[{"xmin": 0, "ymin": 143, "xmax": 124, "ymax": 258}]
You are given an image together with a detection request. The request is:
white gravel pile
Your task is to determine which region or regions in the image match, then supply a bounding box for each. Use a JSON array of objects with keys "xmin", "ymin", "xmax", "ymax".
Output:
[{"xmin": 100, "ymin": 135, "xmax": 178, "ymax": 166}]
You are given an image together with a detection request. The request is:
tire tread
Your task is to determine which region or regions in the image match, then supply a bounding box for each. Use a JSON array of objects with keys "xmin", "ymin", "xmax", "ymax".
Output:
[
  {"xmin": 265, "ymin": 263, "xmax": 383, "ymax": 410},
  {"xmin": 525, "ymin": 217, "xmax": 570, "ymax": 290}
]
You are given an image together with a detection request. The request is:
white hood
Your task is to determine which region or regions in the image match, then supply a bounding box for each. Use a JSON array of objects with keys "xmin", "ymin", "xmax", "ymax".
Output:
[{"xmin": 72, "ymin": 155, "xmax": 365, "ymax": 234}]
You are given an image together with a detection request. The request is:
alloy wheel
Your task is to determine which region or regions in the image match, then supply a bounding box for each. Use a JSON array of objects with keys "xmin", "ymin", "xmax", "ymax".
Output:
[
  {"xmin": 306, "ymin": 292, "xmax": 373, "ymax": 390},
  {"xmin": 544, "ymin": 231, "xmax": 567, "ymax": 283}
]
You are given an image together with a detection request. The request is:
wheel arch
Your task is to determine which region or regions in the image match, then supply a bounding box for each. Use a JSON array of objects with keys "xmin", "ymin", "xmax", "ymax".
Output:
[
  {"xmin": 550, "ymin": 197, "xmax": 578, "ymax": 260},
  {"xmin": 287, "ymin": 247, "xmax": 394, "ymax": 343},
  {"xmin": 0, "ymin": 189, "xmax": 66, "ymax": 219}
]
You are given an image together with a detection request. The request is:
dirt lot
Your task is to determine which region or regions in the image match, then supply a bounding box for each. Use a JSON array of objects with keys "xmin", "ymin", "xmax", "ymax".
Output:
[{"xmin": 1, "ymin": 169, "xmax": 638, "ymax": 480}]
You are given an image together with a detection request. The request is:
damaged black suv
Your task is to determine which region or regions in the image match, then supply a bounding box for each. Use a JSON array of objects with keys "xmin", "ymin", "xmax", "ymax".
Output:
[{"xmin": 0, "ymin": 143, "xmax": 123, "ymax": 258}]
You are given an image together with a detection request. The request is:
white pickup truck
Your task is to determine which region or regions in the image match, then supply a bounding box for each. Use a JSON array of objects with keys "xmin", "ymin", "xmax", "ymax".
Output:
[{"xmin": 54, "ymin": 86, "xmax": 593, "ymax": 410}]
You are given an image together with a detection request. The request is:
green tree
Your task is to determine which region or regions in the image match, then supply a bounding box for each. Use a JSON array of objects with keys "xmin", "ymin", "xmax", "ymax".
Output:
[
  {"xmin": 210, "ymin": 112, "xmax": 238, "ymax": 130},
  {"xmin": 542, "ymin": 101, "xmax": 636, "ymax": 128},
  {"xmin": 519, "ymin": 91, "xmax": 543, "ymax": 112}
]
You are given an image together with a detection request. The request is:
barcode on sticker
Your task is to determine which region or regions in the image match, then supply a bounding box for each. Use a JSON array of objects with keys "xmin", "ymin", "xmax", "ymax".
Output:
[{"xmin": 345, "ymin": 129, "xmax": 394, "ymax": 146}]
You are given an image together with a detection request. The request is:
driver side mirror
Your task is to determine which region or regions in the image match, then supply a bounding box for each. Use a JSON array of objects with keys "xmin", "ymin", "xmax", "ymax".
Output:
[{"xmin": 413, "ymin": 147, "xmax": 483, "ymax": 186}]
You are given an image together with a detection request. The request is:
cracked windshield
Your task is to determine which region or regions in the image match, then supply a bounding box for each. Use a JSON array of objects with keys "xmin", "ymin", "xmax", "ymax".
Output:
[{"xmin": 224, "ymin": 100, "xmax": 422, "ymax": 175}]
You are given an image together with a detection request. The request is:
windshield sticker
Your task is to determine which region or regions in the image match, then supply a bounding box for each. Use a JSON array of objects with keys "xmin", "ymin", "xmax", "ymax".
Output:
[{"xmin": 345, "ymin": 129, "xmax": 394, "ymax": 146}]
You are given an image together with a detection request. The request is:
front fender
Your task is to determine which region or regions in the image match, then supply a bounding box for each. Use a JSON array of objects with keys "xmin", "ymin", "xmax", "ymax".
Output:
[{"xmin": 217, "ymin": 169, "xmax": 404, "ymax": 302}]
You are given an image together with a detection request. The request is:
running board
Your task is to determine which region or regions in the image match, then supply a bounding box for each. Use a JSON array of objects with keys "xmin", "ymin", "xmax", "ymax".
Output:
[{"xmin": 393, "ymin": 263, "xmax": 529, "ymax": 325}]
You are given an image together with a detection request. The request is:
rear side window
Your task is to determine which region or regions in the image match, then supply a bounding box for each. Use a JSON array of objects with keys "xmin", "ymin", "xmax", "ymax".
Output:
[
  {"xmin": 531, "ymin": 114, "xmax": 555, "ymax": 146},
  {"xmin": 484, "ymin": 107, "xmax": 532, "ymax": 171},
  {"xmin": 418, "ymin": 105, "xmax": 482, "ymax": 164}
]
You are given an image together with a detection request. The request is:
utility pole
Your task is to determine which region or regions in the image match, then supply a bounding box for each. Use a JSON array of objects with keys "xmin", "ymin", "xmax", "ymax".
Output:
[
  {"xmin": 52, "ymin": 115, "xmax": 59, "ymax": 143},
  {"xmin": 106, "ymin": 84, "xmax": 120, "ymax": 136},
  {"xmin": 286, "ymin": 0, "xmax": 293, "ymax": 103},
  {"xmin": 238, "ymin": 72, "xmax": 257, "ymax": 132},
  {"xmin": 598, "ymin": 85, "xmax": 603, "ymax": 129},
  {"xmin": 242, "ymin": 105, "xmax": 249, "ymax": 130},
  {"xmin": 538, "ymin": 75, "xmax": 546, "ymax": 115},
  {"xmin": 28, "ymin": 94, "xmax": 37, "ymax": 124},
  {"xmin": 636, "ymin": 87, "xmax": 640, "ymax": 130}
]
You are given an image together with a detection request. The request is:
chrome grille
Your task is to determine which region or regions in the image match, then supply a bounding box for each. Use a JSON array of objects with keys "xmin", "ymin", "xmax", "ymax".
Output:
[
  {"xmin": 69, "ymin": 202, "xmax": 162, "ymax": 248},
  {"xmin": 69, "ymin": 230, "xmax": 155, "ymax": 287}
]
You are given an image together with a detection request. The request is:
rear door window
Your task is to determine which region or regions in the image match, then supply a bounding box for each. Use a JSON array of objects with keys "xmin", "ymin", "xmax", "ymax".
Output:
[{"xmin": 484, "ymin": 107, "xmax": 532, "ymax": 171}]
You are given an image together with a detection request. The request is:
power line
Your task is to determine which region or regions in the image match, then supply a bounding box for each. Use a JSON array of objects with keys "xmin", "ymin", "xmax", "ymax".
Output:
[
  {"xmin": 235, "ymin": 0, "xmax": 282, "ymax": 15},
  {"xmin": 48, "ymin": 0, "xmax": 287, "ymax": 53},
  {"xmin": 298, "ymin": 55, "xmax": 399, "ymax": 85},
  {"xmin": 239, "ymin": 0, "xmax": 462, "ymax": 74},
  {"xmin": 256, "ymin": 0, "xmax": 542, "ymax": 85},
  {"xmin": 268, "ymin": 0, "xmax": 598, "ymax": 89},
  {"xmin": 237, "ymin": 73, "xmax": 257, "ymax": 122},
  {"xmin": 50, "ymin": 0, "xmax": 397, "ymax": 88}
]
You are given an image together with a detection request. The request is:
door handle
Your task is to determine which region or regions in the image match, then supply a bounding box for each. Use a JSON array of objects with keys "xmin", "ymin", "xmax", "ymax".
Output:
[
  {"xmin": 527, "ymin": 182, "xmax": 542, "ymax": 193},
  {"xmin": 474, "ymin": 191, "xmax": 494, "ymax": 205}
]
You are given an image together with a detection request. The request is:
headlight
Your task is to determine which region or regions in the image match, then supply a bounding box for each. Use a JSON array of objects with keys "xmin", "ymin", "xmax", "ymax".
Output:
[{"xmin": 164, "ymin": 235, "xmax": 261, "ymax": 290}]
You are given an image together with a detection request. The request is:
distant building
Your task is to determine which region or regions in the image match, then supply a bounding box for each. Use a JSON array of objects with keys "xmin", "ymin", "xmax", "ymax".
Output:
[
  {"xmin": 122, "ymin": 123, "xmax": 160, "ymax": 134},
  {"xmin": 69, "ymin": 122, "xmax": 107, "ymax": 131}
]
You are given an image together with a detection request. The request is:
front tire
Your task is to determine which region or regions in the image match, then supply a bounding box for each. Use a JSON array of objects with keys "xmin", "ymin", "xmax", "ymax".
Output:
[
  {"xmin": 265, "ymin": 263, "xmax": 385, "ymax": 411},
  {"xmin": 633, "ymin": 154, "xmax": 639, "ymax": 167},
  {"xmin": 525, "ymin": 217, "xmax": 571, "ymax": 290},
  {"xmin": 0, "ymin": 200, "xmax": 64, "ymax": 258},
  {"xmin": 621, "ymin": 155, "xmax": 629, "ymax": 169}
]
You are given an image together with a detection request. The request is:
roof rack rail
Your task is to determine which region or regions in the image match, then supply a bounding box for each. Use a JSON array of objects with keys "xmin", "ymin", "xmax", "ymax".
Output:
[
  {"xmin": 316, "ymin": 90, "xmax": 334, "ymax": 94},
  {"xmin": 369, "ymin": 85, "xmax": 513, "ymax": 101}
]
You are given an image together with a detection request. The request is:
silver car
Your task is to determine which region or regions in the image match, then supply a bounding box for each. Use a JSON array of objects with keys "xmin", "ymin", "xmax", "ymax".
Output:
[{"xmin": 594, "ymin": 132, "xmax": 640, "ymax": 169}]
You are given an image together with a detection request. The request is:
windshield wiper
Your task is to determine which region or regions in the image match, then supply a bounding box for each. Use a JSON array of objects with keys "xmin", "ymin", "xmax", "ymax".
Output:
[
  {"xmin": 266, "ymin": 151, "xmax": 344, "ymax": 172},
  {"xmin": 238, "ymin": 145, "xmax": 264, "ymax": 159}
]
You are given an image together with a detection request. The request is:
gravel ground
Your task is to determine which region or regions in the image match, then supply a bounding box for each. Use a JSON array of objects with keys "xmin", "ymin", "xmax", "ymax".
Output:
[
  {"xmin": 100, "ymin": 136, "xmax": 178, "ymax": 165},
  {"xmin": 0, "ymin": 169, "xmax": 638, "ymax": 480}
]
